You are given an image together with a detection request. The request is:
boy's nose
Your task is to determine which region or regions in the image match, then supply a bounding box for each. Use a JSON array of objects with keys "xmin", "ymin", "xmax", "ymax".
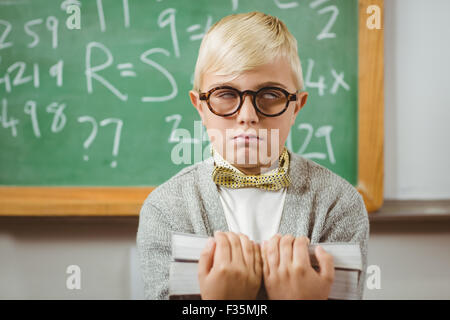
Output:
[{"xmin": 236, "ymin": 94, "xmax": 259, "ymax": 124}]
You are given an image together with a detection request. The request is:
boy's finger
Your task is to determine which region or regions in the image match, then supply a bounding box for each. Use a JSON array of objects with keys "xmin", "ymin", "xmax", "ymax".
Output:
[
  {"xmin": 198, "ymin": 237, "xmax": 216, "ymax": 277},
  {"xmin": 225, "ymin": 232, "xmax": 245, "ymax": 264},
  {"xmin": 279, "ymin": 234, "xmax": 294, "ymax": 268},
  {"xmin": 292, "ymin": 236, "xmax": 312, "ymax": 269},
  {"xmin": 254, "ymin": 242, "xmax": 262, "ymax": 277},
  {"xmin": 266, "ymin": 234, "xmax": 281, "ymax": 270},
  {"xmin": 316, "ymin": 246, "xmax": 335, "ymax": 284},
  {"xmin": 213, "ymin": 231, "xmax": 231, "ymax": 266},
  {"xmin": 238, "ymin": 233, "xmax": 254, "ymax": 269},
  {"xmin": 261, "ymin": 241, "xmax": 270, "ymax": 278}
]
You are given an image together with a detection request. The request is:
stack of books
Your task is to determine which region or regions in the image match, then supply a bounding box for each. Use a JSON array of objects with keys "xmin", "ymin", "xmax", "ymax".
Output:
[{"xmin": 168, "ymin": 232, "xmax": 362, "ymax": 300}]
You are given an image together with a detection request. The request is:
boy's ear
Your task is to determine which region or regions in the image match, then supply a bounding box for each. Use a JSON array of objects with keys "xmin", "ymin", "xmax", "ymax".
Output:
[
  {"xmin": 291, "ymin": 91, "xmax": 308, "ymax": 125},
  {"xmin": 189, "ymin": 90, "xmax": 206, "ymax": 124}
]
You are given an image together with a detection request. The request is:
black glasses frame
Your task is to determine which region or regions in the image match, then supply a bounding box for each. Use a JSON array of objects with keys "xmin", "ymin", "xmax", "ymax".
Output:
[{"xmin": 199, "ymin": 86, "xmax": 298, "ymax": 117}]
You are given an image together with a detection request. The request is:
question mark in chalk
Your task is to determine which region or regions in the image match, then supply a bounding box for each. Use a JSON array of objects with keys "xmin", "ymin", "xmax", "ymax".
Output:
[
  {"xmin": 77, "ymin": 116, "xmax": 123, "ymax": 168},
  {"xmin": 77, "ymin": 116, "xmax": 97, "ymax": 162},
  {"xmin": 99, "ymin": 118, "xmax": 123, "ymax": 168}
]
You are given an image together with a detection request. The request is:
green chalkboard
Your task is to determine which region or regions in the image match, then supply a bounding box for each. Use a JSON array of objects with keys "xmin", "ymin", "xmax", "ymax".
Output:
[{"xmin": 0, "ymin": 0, "xmax": 358, "ymax": 186}]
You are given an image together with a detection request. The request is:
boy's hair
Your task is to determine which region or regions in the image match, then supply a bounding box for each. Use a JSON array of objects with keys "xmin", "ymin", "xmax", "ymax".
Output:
[{"xmin": 192, "ymin": 11, "xmax": 304, "ymax": 92}]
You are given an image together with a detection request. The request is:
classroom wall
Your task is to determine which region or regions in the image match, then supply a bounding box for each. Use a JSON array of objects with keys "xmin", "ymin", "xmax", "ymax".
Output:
[{"xmin": 1, "ymin": 0, "xmax": 450, "ymax": 300}]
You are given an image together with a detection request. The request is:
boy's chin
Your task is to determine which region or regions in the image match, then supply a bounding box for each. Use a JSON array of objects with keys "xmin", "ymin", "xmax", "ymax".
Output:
[{"xmin": 231, "ymin": 146, "xmax": 275, "ymax": 167}]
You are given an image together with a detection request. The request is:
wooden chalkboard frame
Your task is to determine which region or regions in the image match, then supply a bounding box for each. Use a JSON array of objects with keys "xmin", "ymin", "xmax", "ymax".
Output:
[{"xmin": 0, "ymin": 0, "xmax": 384, "ymax": 216}]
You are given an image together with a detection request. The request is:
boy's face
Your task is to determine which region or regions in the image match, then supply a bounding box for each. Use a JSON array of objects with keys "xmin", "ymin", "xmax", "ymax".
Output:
[{"xmin": 189, "ymin": 56, "xmax": 308, "ymax": 175}]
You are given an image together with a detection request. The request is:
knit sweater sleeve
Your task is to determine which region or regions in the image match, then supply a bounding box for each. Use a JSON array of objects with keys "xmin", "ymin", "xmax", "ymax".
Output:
[
  {"xmin": 319, "ymin": 190, "xmax": 370, "ymax": 300},
  {"xmin": 136, "ymin": 200, "xmax": 172, "ymax": 300}
]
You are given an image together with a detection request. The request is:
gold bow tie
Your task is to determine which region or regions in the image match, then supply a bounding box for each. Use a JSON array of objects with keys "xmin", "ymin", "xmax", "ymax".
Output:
[{"xmin": 211, "ymin": 146, "xmax": 291, "ymax": 191}]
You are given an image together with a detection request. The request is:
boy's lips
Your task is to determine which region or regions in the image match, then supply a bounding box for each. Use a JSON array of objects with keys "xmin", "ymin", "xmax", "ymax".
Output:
[{"xmin": 232, "ymin": 133, "xmax": 261, "ymax": 141}]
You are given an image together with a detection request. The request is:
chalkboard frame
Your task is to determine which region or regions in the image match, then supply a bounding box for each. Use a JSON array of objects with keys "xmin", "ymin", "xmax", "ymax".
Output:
[{"xmin": 0, "ymin": 0, "xmax": 384, "ymax": 216}]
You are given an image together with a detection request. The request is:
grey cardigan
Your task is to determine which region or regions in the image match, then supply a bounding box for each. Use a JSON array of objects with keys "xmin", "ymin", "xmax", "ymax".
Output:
[{"xmin": 137, "ymin": 149, "xmax": 370, "ymax": 300}]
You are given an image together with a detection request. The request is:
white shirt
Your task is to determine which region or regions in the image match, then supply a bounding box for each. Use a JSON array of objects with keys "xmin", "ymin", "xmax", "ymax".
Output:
[{"xmin": 212, "ymin": 148, "xmax": 288, "ymax": 243}]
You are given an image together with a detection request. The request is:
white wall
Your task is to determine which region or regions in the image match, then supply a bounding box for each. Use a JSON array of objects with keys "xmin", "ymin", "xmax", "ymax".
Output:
[
  {"xmin": 384, "ymin": 0, "xmax": 450, "ymax": 199},
  {"xmin": 1, "ymin": 0, "xmax": 450, "ymax": 300}
]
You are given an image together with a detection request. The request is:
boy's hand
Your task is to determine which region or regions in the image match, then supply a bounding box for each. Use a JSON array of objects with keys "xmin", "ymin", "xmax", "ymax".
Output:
[
  {"xmin": 198, "ymin": 231, "xmax": 262, "ymax": 300},
  {"xmin": 261, "ymin": 234, "xmax": 335, "ymax": 300}
]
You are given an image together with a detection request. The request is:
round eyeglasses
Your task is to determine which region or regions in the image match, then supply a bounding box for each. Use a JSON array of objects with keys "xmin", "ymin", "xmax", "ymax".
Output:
[{"xmin": 199, "ymin": 86, "xmax": 298, "ymax": 117}]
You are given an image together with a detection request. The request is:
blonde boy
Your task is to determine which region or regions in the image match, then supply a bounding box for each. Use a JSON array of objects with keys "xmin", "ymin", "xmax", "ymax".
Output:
[{"xmin": 137, "ymin": 11, "xmax": 369, "ymax": 300}]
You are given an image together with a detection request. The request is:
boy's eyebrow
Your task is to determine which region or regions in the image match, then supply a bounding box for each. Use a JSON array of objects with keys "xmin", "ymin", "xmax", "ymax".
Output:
[{"xmin": 207, "ymin": 81, "xmax": 288, "ymax": 91}]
